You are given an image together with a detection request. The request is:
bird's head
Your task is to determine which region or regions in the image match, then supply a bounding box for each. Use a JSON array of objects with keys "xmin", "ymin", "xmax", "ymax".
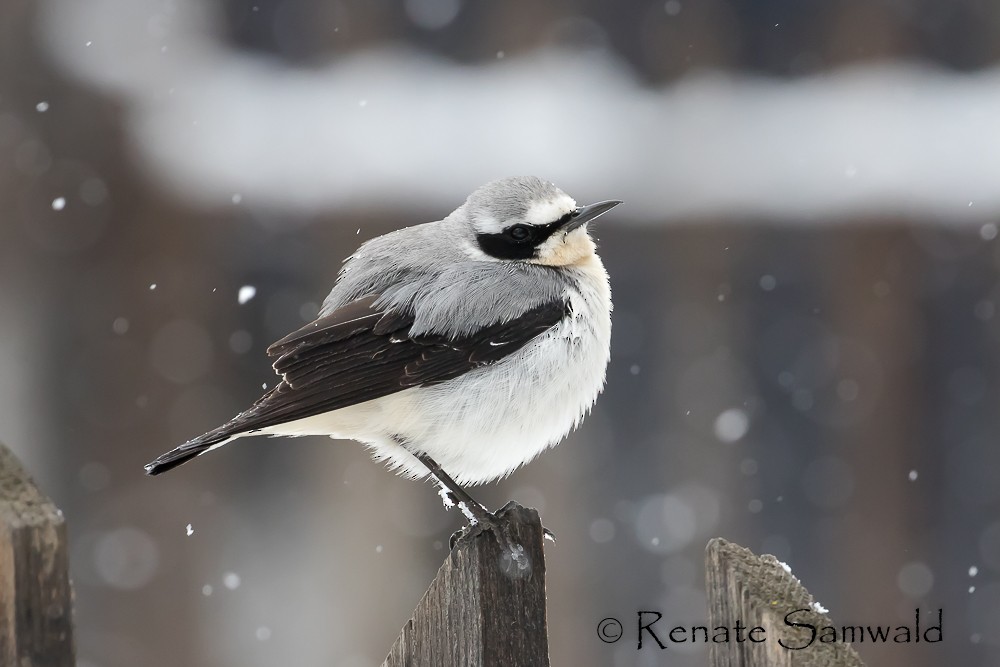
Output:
[{"xmin": 462, "ymin": 176, "xmax": 621, "ymax": 267}]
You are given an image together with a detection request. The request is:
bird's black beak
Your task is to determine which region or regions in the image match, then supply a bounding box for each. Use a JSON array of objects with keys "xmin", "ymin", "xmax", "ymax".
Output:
[{"xmin": 562, "ymin": 200, "xmax": 623, "ymax": 232}]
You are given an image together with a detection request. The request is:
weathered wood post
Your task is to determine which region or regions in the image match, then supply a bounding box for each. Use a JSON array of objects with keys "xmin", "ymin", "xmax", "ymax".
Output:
[
  {"xmin": 705, "ymin": 538, "xmax": 865, "ymax": 667},
  {"xmin": 0, "ymin": 441, "xmax": 75, "ymax": 666},
  {"xmin": 382, "ymin": 501, "xmax": 549, "ymax": 667}
]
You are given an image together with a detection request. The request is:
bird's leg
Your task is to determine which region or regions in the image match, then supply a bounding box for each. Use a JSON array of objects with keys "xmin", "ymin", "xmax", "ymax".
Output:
[
  {"xmin": 415, "ymin": 452, "xmax": 491, "ymax": 524},
  {"xmin": 415, "ymin": 452, "xmax": 527, "ymax": 567}
]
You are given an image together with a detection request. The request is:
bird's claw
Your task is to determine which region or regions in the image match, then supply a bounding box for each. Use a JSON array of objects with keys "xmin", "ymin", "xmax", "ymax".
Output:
[{"xmin": 448, "ymin": 503, "xmax": 531, "ymax": 570}]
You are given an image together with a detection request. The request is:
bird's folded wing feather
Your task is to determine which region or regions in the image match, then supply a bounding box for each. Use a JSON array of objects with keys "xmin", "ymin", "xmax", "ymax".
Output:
[
  {"xmin": 145, "ymin": 292, "xmax": 569, "ymax": 475},
  {"xmin": 209, "ymin": 293, "xmax": 571, "ymax": 437}
]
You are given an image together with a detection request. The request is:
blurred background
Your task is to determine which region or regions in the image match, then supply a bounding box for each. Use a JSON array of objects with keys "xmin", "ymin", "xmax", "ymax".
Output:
[{"xmin": 1, "ymin": 0, "xmax": 998, "ymax": 665}]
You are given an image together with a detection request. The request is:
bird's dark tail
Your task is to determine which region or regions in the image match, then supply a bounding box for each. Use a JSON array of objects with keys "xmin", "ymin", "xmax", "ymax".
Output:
[{"xmin": 144, "ymin": 428, "xmax": 237, "ymax": 476}]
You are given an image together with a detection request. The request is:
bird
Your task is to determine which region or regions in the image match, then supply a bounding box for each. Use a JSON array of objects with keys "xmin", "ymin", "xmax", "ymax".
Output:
[{"xmin": 145, "ymin": 176, "xmax": 620, "ymax": 538}]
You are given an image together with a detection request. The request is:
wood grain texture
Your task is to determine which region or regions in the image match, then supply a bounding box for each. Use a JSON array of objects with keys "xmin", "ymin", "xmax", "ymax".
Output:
[
  {"xmin": 0, "ymin": 442, "xmax": 75, "ymax": 666},
  {"xmin": 382, "ymin": 502, "xmax": 549, "ymax": 667},
  {"xmin": 706, "ymin": 538, "xmax": 865, "ymax": 667}
]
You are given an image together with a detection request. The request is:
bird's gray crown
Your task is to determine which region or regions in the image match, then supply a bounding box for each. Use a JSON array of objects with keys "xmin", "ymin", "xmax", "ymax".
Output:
[{"xmin": 464, "ymin": 176, "xmax": 572, "ymax": 234}]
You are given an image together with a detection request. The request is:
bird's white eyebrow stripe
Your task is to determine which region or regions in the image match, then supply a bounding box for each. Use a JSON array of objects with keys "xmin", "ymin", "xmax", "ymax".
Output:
[{"xmin": 524, "ymin": 195, "xmax": 577, "ymax": 226}]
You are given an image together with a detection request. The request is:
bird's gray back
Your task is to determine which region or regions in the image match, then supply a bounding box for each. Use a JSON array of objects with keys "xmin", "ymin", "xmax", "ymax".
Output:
[{"xmin": 320, "ymin": 215, "xmax": 572, "ymax": 338}]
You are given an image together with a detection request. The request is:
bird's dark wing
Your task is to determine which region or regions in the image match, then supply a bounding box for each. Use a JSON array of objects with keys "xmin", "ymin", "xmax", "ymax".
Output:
[{"xmin": 145, "ymin": 294, "xmax": 569, "ymax": 475}]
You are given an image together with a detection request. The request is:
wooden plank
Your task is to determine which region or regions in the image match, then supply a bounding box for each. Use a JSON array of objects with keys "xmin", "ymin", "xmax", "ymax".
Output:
[
  {"xmin": 382, "ymin": 502, "xmax": 549, "ymax": 667},
  {"xmin": 706, "ymin": 538, "xmax": 865, "ymax": 667},
  {"xmin": 0, "ymin": 441, "xmax": 75, "ymax": 666}
]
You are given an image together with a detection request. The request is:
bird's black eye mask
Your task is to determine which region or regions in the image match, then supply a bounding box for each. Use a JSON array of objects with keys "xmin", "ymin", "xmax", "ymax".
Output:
[{"xmin": 476, "ymin": 211, "xmax": 575, "ymax": 260}]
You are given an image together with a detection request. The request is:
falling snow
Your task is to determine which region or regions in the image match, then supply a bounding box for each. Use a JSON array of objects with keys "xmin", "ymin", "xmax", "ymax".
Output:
[
  {"xmin": 714, "ymin": 408, "xmax": 750, "ymax": 443},
  {"xmin": 897, "ymin": 562, "xmax": 934, "ymax": 597},
  {"xmin": 20, "ymin": 9, "xmax": 1000, "ymax": 667},
  {"xmin": 238, "ymin": 285, "xmax": 257, "ymax": 304},
  {"xmin": 589, "ymin": 518, "xmax": 615, "ymax": 543}
]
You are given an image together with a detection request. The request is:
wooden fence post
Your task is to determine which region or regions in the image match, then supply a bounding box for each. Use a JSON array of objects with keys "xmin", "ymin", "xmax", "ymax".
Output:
[
  {"xmin": 382, "ymin": 501, "xmax": 549, "ymax": 667},
  {"xmin": 705, "ymin": 538, "xmax": 865, "ymax": 667},
  {"xmin": 0, "ymin": 441, "xmax": 75, "ymax": 666}
]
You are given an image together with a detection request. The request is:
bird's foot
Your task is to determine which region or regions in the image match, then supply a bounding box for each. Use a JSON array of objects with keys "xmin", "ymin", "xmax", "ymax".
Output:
[
  {"xmin": 420, "ymin": 454, "xmax": 544, "ymax": 569},
  {"xmin": 447, "ymin": 498, "xmax": 530, "ymax": 570}
]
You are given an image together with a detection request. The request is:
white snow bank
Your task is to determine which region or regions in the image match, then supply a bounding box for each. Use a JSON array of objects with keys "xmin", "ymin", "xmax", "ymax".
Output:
[{"xmin": 40, "ymin": 0, "xmax": 1000, "ymax": 224}]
